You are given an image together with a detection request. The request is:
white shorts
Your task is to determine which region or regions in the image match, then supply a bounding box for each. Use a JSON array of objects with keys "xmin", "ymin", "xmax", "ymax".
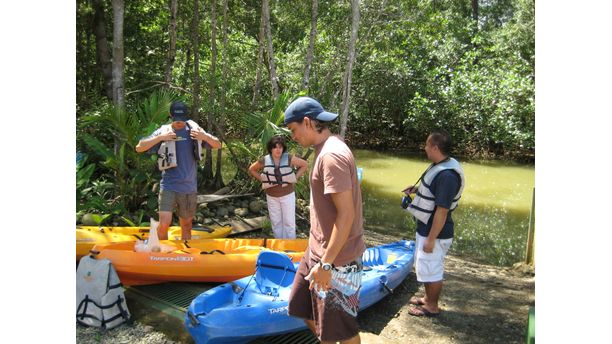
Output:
[{"xmin": 415, "ymin": 233, "xmax": 453, "ymax": 283}]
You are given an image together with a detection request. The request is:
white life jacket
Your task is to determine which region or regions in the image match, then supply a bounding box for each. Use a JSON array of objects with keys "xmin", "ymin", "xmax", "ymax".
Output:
[
  {"xmin": 157, "ymin": 119, "xmax": 205, "ymax": 171},
  {"xmin": 406, "ymin": 157, "xmax": 465, "ymax": 224},
  {"xmin": 76, "ymin": 255, "xmax": 130, "ymax": 329},
  {"xmin": 260, "ymin": 153, "xmax": 297, "ymax": 189}
]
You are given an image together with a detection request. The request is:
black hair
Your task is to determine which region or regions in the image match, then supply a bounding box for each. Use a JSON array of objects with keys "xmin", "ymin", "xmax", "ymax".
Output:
[
  {"xmin": 429, "ymin": 130, "xmax": 452, "ymax": 156},
  {"xmin": 266, "ymin": 135, "xmax": 287, "ymax": 154},
  {"xmin": 292, "ymin": 117, "xmax": 330, "ymax": 134}
]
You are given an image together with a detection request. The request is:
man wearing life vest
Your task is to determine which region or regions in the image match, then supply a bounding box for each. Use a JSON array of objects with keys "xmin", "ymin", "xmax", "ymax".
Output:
[
  {"xmin": 136, "ymin": 101, "xmax": 222, "ymax": 240},
  {"xmin": 248, "ymin": 135, "xmax": 308, "ymax": 239},
  {"xmin": 403, "ymin": 130, "xmax": 465, "ymax": 317}
]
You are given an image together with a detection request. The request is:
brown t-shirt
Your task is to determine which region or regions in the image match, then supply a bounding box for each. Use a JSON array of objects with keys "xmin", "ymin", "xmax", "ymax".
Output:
[
  {"xmin": 308, "ymin": 135, "xmax": 366, "ymax": 266},
  {"xmin": 258, "ymin": 154, "xmax": 295, "ymax": 197}
]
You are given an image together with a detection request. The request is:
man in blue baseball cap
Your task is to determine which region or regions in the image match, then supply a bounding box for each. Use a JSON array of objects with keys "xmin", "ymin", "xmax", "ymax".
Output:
[
  {"xmin": 135, "ymin": 101, "xmax": 221, "ymax": 240},
  {"xmin": 283, "ymin": 96, "xmax": 339, "ymax": 125},
  {"xmin": 169, "ymin": 100, "xmax": 190, "ymax": 122},
  {"xmin": 285, "ymin": 96, "xmax": 365, "ymax": 344}
]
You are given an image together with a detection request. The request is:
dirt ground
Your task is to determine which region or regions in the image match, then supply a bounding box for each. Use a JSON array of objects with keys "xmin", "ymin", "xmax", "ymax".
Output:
[
  {"xmin": 357, "ymin": 231, "xmax": 535, "ymax": 344},
  {"xmin": 76, "ymin": 230, "xmax": 535, "ymax": 344}
]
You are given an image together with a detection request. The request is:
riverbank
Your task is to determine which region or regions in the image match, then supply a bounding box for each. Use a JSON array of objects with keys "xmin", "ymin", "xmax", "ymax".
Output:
[{"xmin": 76, "ymin": 229, "xmax": 535, "ymax": 344}]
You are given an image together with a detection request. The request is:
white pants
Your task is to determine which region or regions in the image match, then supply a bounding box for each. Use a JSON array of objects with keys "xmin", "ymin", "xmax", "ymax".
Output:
[
  {"xmin": 266, "ymin": 192, "xmax": 296, "ymax": 239},
  {"xmin": 415, "ymin": 233, "xmax": 453, "ymax": 283}
]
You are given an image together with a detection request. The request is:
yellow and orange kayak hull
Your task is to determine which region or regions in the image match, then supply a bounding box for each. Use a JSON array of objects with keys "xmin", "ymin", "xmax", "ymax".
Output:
[
  {"xmin": 76, "ymin": 225, "xmax": 232, "ymax": 260},
  {"xmin": 91, "ymin": 238, "xmax": 308, "ymax": 286}
]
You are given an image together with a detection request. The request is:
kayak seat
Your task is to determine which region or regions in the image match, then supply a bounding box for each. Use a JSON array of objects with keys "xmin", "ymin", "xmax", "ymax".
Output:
[{"xmin": 255, "ymin": 251, "xmax": 296, "ymax": 297}]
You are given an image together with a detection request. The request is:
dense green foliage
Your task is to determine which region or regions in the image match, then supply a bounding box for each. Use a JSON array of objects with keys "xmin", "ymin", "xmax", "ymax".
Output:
[
  {"xmin": 77, "ymin": 0, "xmax": 534, "ymax": 157},
  {"xmin": 76, "ymin": 0, "xmax": 534, "ymax": 229}
]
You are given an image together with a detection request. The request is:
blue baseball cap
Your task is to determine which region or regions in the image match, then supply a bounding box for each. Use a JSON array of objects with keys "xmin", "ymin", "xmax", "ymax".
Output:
[
  {"xmin": 283, "ymin": 97, "xmax": 338, "ymax": 126},
  {"xmin": 170, "ymin": 101, "xmax": 190, "ymax": 122}
]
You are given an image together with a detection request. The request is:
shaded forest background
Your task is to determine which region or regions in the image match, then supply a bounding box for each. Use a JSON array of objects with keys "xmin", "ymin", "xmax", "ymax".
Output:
[{"xmin": 76, "ymin": 0, "xmax": 534, "ymax": 224}]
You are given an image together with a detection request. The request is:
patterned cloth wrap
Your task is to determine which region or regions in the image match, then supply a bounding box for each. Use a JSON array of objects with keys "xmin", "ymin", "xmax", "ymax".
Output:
[{"xmin": 316, "ymin": 258, "xmax": 363, "ymax": 317}]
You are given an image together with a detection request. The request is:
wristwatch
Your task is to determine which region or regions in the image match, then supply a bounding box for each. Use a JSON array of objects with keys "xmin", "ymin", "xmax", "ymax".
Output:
[{"xmin": 320, "ymin": 262, "xmax": 333, "ymax": 271}]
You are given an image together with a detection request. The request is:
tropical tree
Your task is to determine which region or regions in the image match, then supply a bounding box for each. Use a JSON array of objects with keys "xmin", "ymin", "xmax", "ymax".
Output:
[{"xmin": 77, "ymin": 90, "xmax": 177, "ymax": 223}]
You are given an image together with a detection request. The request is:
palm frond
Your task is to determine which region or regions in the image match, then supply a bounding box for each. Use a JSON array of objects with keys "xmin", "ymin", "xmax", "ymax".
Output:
[
  {"xmin": 269, "ymin": 93, "xmax": 290, "ymax": 125},
  {"xmin": 226, "ymin": 141, "xmax": 259, "ymax": 160},
  {"xmin": 77, "ymin": 163, "xmax": 96, "ymax": 188},
  {"xmin": 82, "ymin": 133, "xmax": 114, "ymax": 160}
]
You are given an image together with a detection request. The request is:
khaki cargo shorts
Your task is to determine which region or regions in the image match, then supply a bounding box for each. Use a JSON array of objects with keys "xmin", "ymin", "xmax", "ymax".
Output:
[{"xmin": 158, "ymin": 189, "xmax": 197, "ymax": 219}]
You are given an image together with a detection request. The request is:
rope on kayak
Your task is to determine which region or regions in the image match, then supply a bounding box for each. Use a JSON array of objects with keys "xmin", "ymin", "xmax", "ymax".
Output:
[
  {"xmin": 272, "ymin": 267, "xmax": 291, "ymax": 301},
  {"xmin": 193, "ymin": 225, "xmax": 214, "ymax": 233},
  {"xmin": 200, "ymin": 250, "xmax": 226, "ymax": 255},
  {"xmin": 238, "ymin": 267, "xmax": 257, "ymax": 304}
]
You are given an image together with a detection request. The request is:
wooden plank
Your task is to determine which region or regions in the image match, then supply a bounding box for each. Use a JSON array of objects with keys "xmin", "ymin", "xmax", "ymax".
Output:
[
  {"xmin": 196, "ymin": 193, "xmax": 254, "ymax": 204},
  {"xmin": 226, "ymin": 216, "xmax": 267, "ymax": 236}
]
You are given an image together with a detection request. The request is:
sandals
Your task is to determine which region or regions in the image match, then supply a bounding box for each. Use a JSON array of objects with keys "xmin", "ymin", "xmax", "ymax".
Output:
[
  {"xmin": 409, "ymin": 296, "xmax": 425, "ymax": 306},
  {"xmin": 408, "ymin": 306, "xmax": 440, "ymax": 317}
]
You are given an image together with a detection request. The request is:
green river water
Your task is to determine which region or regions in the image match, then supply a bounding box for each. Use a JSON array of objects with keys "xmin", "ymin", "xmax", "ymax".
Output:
[
  {"xmin": 353, "ymin": 149, "xmax": 535, "ymax": 266},
  {"xmin": 221, "ymin": 148, "xmax": 535, "ymax": 267}
]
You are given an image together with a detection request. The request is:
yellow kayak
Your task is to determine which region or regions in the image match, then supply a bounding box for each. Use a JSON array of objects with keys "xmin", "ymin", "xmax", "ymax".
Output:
[
  {"xmin": 90, "ymin": 238, "xmax": 308, "ymax": 285},
  {"xmin": 76, "ymin": 225, "xmax": 232, "ymax": 260}
]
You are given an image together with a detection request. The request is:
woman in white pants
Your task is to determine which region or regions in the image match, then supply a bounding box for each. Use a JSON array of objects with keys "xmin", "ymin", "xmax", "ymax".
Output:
[{"xmin": 248, "ymin": 136, "xmax": 308, "ymax": 239}]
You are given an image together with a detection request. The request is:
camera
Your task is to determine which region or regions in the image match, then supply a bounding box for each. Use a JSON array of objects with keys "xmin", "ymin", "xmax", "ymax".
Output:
[{"xmin": 401, "ymin": 194, "xmax": 412, "ymax": 209}]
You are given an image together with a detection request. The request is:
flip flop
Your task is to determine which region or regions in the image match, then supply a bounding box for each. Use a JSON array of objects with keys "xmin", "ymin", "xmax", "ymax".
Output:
[
  {"xmin": 409, "ymin": 296, "xmax": 425, "ymax": 306},
  {"xmin": 408, "ymin": 306, "xmax": 440, "ymax": 317}
]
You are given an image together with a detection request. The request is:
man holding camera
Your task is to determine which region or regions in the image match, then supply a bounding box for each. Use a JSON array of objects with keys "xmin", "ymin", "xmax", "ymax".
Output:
[{"xmin": 402, "ymin": 130, "xmax": 465, "ymax": 317}]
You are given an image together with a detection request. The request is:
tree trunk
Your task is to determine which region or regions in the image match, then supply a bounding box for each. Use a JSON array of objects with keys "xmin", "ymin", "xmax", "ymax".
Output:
[
  {"xmin": 182, "ymin": 47, "xmax": 191, "ymax": 89},
  {"xmin": 213, "ymin": 0, "xmax": 230, "ymax": 190},
  {"xmin": 252, "ymin": 15, "xmax": 265, "ymax": 106},
  {"xmin": 181, "ymin": 15, "xmax": 192, "ymax": 89},
  {"xmin": 80, "ymin": 19, "xmax": 89, "ymax": 105},
  {"xmin": 191, "ymin": 0, "xmax": 201, "ymax": 122},
  {"xmin": 79, "ymin": 4, "xmax": 94, "ymax": 107},
  {"xmin": 92, "ymin": 0, "xmax": 113, "ymax": 101},
  {"xmin": 164, "ymin": 0, "xmax": 178, "ymax": 84},
  {"xmin": 302, "ymin": 0, "xmax": 318, "ymax": 91},
  {"xmin": 202, "ymin": 0, "xmax": 218, "ymax": 186},
  {"xmin": 339, "ymin": 0, "xmax": 360, "ymax": 139},
  {"xmin": 262, "ymin": 0, "xmax": 279, "ymax": 99},
  {"xmin": 111, "ymin": 0, "xmax": 125, "ymax": 107},
  {"xmin": 320, "ymin": 50, "xmax": 342, "ymax": 104},
  {"xmin": 472, "ymin": 0, "xmax": 479, "ymax": 22}
]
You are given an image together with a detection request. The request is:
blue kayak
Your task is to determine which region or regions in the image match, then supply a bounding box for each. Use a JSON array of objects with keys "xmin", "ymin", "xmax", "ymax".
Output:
[{"xmin": 185, "ymin": 240, "xmax": 415, "ymax": 344}]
